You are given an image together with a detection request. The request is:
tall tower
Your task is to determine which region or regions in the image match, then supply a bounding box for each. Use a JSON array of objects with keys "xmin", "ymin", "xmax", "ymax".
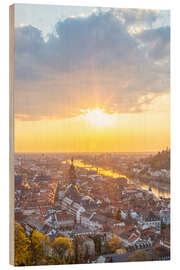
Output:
[{"xmin": 68, "ymin": 157, "xmax": 76, "ymax": 185}]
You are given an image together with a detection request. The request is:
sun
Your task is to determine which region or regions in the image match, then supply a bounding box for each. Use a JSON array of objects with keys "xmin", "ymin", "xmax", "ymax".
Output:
[{"xmin": 83, "ymin": 108, "xmax": 114, "ymax": 127}]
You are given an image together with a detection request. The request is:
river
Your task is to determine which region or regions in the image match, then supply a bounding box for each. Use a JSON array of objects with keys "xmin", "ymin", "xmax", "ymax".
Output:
[{"xmin": 63, "ymin": 159, "xmax": 170, "ymax": 199}]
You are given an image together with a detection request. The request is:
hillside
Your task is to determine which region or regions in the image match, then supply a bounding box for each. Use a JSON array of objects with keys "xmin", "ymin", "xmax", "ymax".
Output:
[{"xmin": 143, "ymin": 149, "xmax": 170, "ymax": 170}]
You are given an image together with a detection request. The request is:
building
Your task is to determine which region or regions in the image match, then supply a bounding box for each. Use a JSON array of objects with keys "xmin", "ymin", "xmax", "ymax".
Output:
[
  {"xmin": 54, "ymin": 158, "xmax": 96, "ymax": 223},
  {"xmin": 55, "ymin": 212, "xmax": 75, "ymax": 229},
  {"xmin": 139, "ymin": 211, "xmax": 161, "ymax": 232}
]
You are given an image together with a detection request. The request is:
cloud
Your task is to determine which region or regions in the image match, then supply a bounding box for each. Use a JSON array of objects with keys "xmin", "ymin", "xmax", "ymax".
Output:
[
  {"xmin": 115, "ymin": 8, "xmax": 159, "ymax": 27},
  {"xmin": 136, "ymin": 26, "xmax": 170, "ymax": 60},
  {"xmin": 14, "ymin": 9, "xmax": 170, "ymax": 121}
]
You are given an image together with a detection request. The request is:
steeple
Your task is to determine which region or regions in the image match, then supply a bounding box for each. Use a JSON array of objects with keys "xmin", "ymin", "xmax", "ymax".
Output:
[{"xmin": 68, "ymin": 157, "xmax": 76, "ymax": 184}]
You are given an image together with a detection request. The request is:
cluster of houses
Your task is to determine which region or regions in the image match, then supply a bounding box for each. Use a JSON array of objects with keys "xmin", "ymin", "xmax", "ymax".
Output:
[{"xmin": 14, "ymin": 157, "xmax": 170, "ymax": 262}]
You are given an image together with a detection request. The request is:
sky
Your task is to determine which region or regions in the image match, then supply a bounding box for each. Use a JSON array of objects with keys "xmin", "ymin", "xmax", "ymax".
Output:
[{"xmin": 14, "ymin": 4, "xmax": 170, "ymax": 153}]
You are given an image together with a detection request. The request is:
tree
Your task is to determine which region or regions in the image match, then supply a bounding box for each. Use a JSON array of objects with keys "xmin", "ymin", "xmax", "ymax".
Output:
[
  {"xmin": 90, "ymin": 235, "xmax": 101, "ymax": 256},
  {"xmin": 84, "ymin": 246, "xmax": 89, "ymax": 263},
  {"xmin": 105, "ymin": 235, "xmax": 122, "ymax": 253},
  {"xmin": 15, "ymin": 222, "xmax": 74, "ymax": 266},
  {"xmin": 30, "ymin": 228, "xmax": 50, "ymax": 265},
  {"xmin": 74, "ymin": 237, "xmax": 80, "ymax": 264},
  {"xmin": 73, "ymin": 237, "xmax": 84, "ymax": 264},
  {"xmin": 52, "ymin": 237, "xmax": 72, "ymax": 264},
  {"xmin": 127, "ymin": 250, "xmax": 149, "ymax": 262},
  {"xmin": 14, "ymin": 221, "xmax": 31, "ymax": 266}
]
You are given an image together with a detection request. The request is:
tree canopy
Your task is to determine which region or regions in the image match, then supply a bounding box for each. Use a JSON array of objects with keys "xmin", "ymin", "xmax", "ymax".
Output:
[
  {"xmin": 105, "ymin": 235, "xmax": 122, "ymax": 253},
  {"xmin": 14, "ymin": 221, "xmax": 73, "ymax": 266},
  {"xmin": 127, "ymin": 250, "xmax": 149, "ymax": 262},
  {"xmin": 30, "ymin": 228, "xmax": 50, "ymax": 265},
  {"xmin": 51, "ymin": 237, "xmax": 72, "ymax": 264},
  {"xmin": 14, "ymin": 221, "xmax": 31, "ymax": 266}
]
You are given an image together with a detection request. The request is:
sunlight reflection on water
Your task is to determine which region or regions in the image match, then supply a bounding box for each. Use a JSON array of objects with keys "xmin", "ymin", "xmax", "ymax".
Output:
[{"xmin": 62, "ymin": 159, "xmax": 170, "ymax": 199}]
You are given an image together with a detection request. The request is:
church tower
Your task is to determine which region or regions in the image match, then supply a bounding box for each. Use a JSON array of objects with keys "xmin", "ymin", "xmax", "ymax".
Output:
[{"xmin": 68, "ymin": 157, "xmax": 76, "ymax": 185}]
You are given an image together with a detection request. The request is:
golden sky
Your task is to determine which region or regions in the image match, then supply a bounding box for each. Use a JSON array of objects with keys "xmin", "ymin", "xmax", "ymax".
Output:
[
  {"xmin": 14, "ymin": 7, "xmax": 170, "ymax": 152},
  {"xmin": 15, "ymin": 94, "xmax": 170, "ymax": 153}
]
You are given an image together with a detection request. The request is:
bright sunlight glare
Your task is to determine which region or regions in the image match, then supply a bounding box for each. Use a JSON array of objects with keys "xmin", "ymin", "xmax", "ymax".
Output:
[{"xmin": 83, "ymin": 108, "xmax": 115, "ymax": 127}]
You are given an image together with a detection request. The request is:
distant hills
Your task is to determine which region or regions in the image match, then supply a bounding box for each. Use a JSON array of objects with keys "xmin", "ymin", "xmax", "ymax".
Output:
[{"xmin": 143, "ymin": 149, "xmax": 170, "ymax": 170}]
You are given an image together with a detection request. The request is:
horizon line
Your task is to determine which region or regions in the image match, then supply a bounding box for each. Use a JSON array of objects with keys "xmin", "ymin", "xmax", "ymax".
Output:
[{"xmin": 14, "ymin": 150, "xmax": 162, "ymax": 154}]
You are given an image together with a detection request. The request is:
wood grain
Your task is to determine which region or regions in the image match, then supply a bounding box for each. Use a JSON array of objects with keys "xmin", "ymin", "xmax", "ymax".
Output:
[{"xmin": 9, "ymin": 4, "xmax": 15, "ymax": 266}]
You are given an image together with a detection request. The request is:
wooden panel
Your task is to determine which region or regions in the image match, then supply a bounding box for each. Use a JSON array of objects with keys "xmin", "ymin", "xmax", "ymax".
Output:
[{"xmin": 9, "ymin": 4, "xmax": 15, "ymax": 266}]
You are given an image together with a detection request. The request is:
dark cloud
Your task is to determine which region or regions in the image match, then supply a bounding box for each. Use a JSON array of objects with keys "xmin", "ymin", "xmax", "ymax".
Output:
[
  {"xmin": 15, "ymin": 25, "xmax": 47, "ymax": 80},
  {"xmin": 14, "ymin": 9, "xmax": 170, "ymax": 120},
  {"xmin": 136, "ymin": 26, "xmax": 170, "ymax": 59}
]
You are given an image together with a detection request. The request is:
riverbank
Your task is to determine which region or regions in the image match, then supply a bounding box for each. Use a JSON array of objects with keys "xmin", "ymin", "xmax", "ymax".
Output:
[{"xmin": 63, "ymin": 159, "xmax": 170, "ymax": 199}]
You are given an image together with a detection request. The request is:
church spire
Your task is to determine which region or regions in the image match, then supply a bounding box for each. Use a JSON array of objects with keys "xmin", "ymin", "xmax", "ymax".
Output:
[{"xmin": 68, "ymin": 157, "xmax": 76, "ymax": 184}]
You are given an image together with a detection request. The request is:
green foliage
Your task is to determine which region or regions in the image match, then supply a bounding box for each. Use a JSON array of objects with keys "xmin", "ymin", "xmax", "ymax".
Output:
[
  {"xmin": 14, "ymin": 221, "xmax": 81, "ymax": 266},
  {"xmin": 30, "ymin": 228, "xmax": 50, "ymax": 265},
  {"xmin": 14, "ymin": 221, "xmax": 31, "ymax": 266},
  {"xmin": 51, "ymin": 237, "xmax": 72, "ymax": 264}
]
